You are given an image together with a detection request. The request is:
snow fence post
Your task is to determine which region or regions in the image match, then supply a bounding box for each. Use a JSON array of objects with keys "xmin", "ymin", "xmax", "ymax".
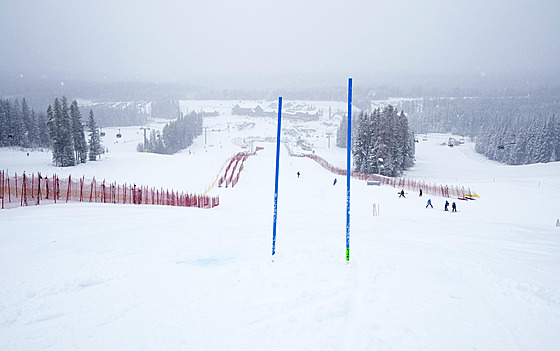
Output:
[
  {"xmin": 272, "ymin": 96, "xmax": 282, "ymax": 259},
  {"xmin": 346, "ymin": 78, "xmax": 352, "ymax": 263},
  {"xmin": 66, "ymin": 175, "xmax": 71, "ymax": 202}
]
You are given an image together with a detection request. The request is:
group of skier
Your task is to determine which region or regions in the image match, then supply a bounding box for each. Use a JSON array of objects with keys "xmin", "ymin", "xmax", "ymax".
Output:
[
  {"xmin": 399, "ymin": 188, "xmax": 458, "ymax": 212},
  {"xmin": 443, "ymin": 200, "xmax": 457, "ymax": 212},
  {"xmin": 425, "ymin": 198, "xmax": 456, "ymax": 212},
  {"xmin": 300, "ymin": 172, "xmax": 460, "ymax": 213}
]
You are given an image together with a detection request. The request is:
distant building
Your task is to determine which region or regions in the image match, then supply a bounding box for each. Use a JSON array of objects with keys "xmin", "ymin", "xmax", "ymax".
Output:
[
  {"xmin": 253, "ymin": 105, "xmax": 264, "ymax": 115},
  {"xmin": 231, "ymin": 103, "xmax": 322, "ymax": 120},
  {"xmin": 232, "ymin": 104, "xmax": 256, "ymax": 116}
]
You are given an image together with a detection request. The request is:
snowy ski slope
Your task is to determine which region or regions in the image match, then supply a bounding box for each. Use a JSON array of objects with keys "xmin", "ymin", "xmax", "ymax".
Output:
[{"xmin": 1, "ymin": 100, "xmax": 559, "ymax": 350}]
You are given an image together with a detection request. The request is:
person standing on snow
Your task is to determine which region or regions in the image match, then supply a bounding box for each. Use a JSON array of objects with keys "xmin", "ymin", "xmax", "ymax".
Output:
[
  {"xmin": 419, "ymin": 189, "xmax": 423, "ymax": 197},
  {"xmin": 333, "ymin": 178, "xmax": 337, "ymax": 186},
  {"xmin": 444, "ymin": 200, "xmax": 449, "ymax": 211},
  {"xmin": 426, "ymin": 199, "xmax": 433, "ymax": 208},
  {"xmin": 452, "ymin": 202, "xmax": 457, "ymax": 212},
  {"xmin": 399, "ymin": 189, "xmax": 405, "ymax": 198},
  {"xmin": 297, "ymin": 171, "xmax": 300, "ymax": 178}
]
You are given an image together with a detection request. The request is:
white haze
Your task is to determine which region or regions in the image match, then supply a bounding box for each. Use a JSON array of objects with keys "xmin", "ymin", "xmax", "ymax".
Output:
[{"xmin": 1, "ymin": 0, "xmax": 559, "ymax": 84}]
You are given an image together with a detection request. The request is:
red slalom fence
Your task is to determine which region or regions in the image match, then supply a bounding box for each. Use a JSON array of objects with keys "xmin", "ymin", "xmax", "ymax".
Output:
[
  {"xmin": 0, "ymin": 170, "xmax": 219, "ymax": 210},
  {"xmin": 301, "ymin": 154, "xmax": 472, "ymax": 199},
  {"xmin": 218, "ymin": 149, "xmax": 262, "ymax": 188}
]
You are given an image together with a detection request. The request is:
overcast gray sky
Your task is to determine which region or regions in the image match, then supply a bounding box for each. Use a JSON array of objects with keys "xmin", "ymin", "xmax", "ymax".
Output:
[{"xmin": 1, "ymin": 0, "xmax": 559, "ymax": 83}]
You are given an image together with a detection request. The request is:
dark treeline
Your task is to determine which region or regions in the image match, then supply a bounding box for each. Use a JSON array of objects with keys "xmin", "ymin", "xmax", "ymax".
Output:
[
  {"xmin": 0, "ymin": 76, "xmax": 200, "ymax": 109},
  {"xmin": 0, "ymin": 98, "xmax": 50, "ymax": 148},
  {"xmin": 46, "ymin": 96, "xmax": 103, "ymax": 167},
  {"xmin": 140, "ymin": 112, "xmax": 203, "ymax": 154},
  {"xmin": 82, "ymin": 99, "xmax": 181, "ymax": 128},
  {"xmin": 341, "ymin": 105, "xmax": 415, "ymax": 177},
  {"xmin": 400, "ymin": 96, "xmax": 560, "ymax": 165},
  {"xmin": 6, "ymin": 72, "xmax": 559, "ymax": 109},
  {"xmin": 86, "ymin": 102, "xmax": 149, "ymax": 127},
  {"xmin": 151, "ymin": 99, "xmax": 181, "ymax": 120},
  {"xmin": 475, "ymin": 116, "xmax": 560, "ymax": 164}
]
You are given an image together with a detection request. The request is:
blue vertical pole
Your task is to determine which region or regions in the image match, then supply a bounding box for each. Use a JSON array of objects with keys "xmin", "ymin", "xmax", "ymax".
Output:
[
  {"xmin": 272, "ymin": 97, "xmax": 282, "ymax": 258},
  {"xmin": 346, "ymin": 78, "xmax": 352, "ymax": 262}
]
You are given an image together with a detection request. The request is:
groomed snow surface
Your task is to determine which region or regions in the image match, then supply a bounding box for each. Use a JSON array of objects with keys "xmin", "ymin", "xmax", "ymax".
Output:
[{"xmin": 1, "ymin": 101, "xmax": 560, "ymax": 351}]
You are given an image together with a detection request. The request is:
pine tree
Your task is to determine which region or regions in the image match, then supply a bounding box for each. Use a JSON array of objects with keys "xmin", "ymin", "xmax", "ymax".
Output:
[
  {"xmin": 46, "ymin": 103, "xmax": 62, "ymax": 166},
  {"xmin": 36, "ymin": 111, "xmax": 51, "ymax": 148},
  {"xmin": 27, "ymin": 109, "xmax": 40, "ymax": 148},
  {"xmin": 142, "ymin": 112, "xmax": 202, "ymax": 155},
  {"xmin": 87, "ymin": 109, "xmax": 102, "ymax": 161},
  {"xmin": 148, "ymin": 129, "xmax": 156, "ymax": 153},
  {"xmin": 352, "ymin": 111, "xmax": 368, "ymax": 172},
  {"xmin": 10, "ymin": 100, "xmax": 26, "ymax": 147},
  {"xmin": 154, "ymin": 131, "xmax": 166, "ymax": 154},
  {"xmin": 542, "ymin": 115, "xmax": 557, "ymax": 163},
  {"xmin": 336, "ymin": 114, "xmax": 348, "ymax": 148},
  {"xmin": 21, "ymin": 98, "xmax": 33, "ymax": 147},
  {"xmin": 552, "ymin": 115, "xmax": 560, "ymax": 162},
  {"xmin": 0, "ymin": 100, "xmax": 8, "ymax": 146},
  {"xmin": 59, "ymin": 96, "xmax": 76, "ymax": 166},
  {"xmin": 350, "ymin": 105, "xmax": 415, "ymax": 177},
  {"xmin": 70, "ymin": 100, "xmax": 87, "ymax": 163}
]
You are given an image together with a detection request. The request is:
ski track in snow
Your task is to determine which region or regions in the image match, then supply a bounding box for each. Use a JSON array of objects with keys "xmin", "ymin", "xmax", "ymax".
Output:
[{"xmin": 1, "ymin": 100, "xmax": 560, "ymax": 350}]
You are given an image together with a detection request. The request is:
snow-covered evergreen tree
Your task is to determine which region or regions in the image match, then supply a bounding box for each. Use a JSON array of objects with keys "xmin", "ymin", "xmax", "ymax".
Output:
[
  {"xmin": 10, "ymin": 99, "xmax": 26, "ymax": 147},
  {"xmin": 58, "ymin": 97, "xmax": 76, "ymax": 166},
  {"xmin": 142, "ymin": 112, "xmax": 202, "ymax": 154},
  {"xmin": 403, "ymin": 96, "xmax": 560, "ymax": 165},
  {"xmin": 46, "ymin": 102, "xmax": 63, "ymax": 166},
  {"xmin": 350, "ymin": 105, "xmax": 415, "ymax": 177},
  {"xmin": 148, "ymin": 129, "xmax": 157, "ymax": 153},
  {"xmin": 0, "ymin": 100, "xmax": 9, "ymax": 146},
  {"xmin": 21, "ymin": 98, "xmax": 34, "ymax": 147},
  {"xmin": 87, "ymin": 109, "xmax": 103, "ymax": 161},
  {"xmin": 336, "ymin": 114, "xmax": 348, "ymax": 148},
  {"xmin": 36, "ymin": 111, "xmax": 51, "ymax": 148},
  {"xmin": 70, "ymin": 100, "xmax": 88, "ymax": 163}
]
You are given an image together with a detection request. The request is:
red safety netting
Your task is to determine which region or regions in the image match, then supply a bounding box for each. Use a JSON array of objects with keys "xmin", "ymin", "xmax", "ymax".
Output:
[
  {"xmin": 0, "ymin": 170, "xmax": 219, "ymax": 210},
  {"xmin": 301, "ymin": 154, "xmax": 472, "ymax": 199},
  {"xmin": 218, "ymin": 149, "xmax": 261, "ymax": 188}
]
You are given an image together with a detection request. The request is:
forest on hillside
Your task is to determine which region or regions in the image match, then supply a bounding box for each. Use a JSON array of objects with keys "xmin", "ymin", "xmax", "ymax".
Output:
[
  {"xmin": 139, "ymin": 112, "xmax": 203, "ymax": 155},
  {"xmin": 338, "ymin": 105, "xmax": 415, "ymax": 177},
  {"xmin": 399, "ymin": 96, "xmax": 560, "ymax": 165}
]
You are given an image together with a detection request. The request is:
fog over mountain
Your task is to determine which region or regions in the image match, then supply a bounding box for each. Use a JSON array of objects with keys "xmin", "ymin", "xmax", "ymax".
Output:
[{"xmin": 1, "ymin": 0, "xmax": 559, "ymax": 87}]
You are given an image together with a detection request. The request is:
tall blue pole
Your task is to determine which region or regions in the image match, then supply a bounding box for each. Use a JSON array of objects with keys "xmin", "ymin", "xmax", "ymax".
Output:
[
  {"xmin": 346, "ymin": 78, "xmax": 352, "ymax": 262},
  {"xmin": 272, "ymin": 97, "xmax": 282, "ymax": 257}
]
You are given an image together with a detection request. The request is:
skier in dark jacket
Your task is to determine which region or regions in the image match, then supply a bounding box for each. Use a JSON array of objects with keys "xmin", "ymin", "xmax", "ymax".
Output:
[
  {"xmin": 444, "ymin": 200, "xmax": 449, "ymax": 211},
  {"xmin": 399, "ymin": 189, "xmax": 405, "ymax": 198},
  {"xmin": 419, "ymin": 189, "xmax": 423, "ymax": 197},
  {"xmin": 452, "ymin": 202, "xmax": 457, "ymax": 212}
]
